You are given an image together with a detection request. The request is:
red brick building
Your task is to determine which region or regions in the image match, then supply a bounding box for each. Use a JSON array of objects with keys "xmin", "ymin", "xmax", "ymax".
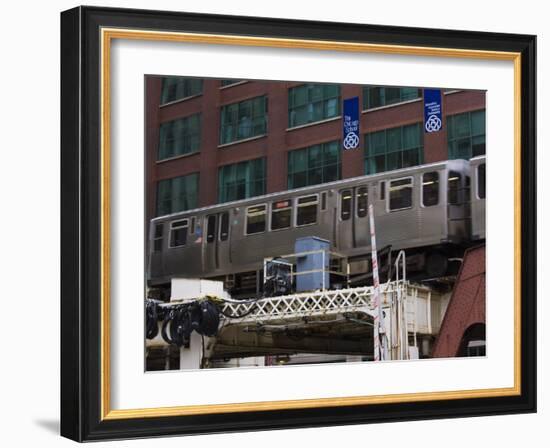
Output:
[
  {"xmin": 431, "ymin": 245, "xmax": 486, "ymax": 357},
  {"xmin": 145, "ymin": 77, "xmax": 485, "ymax": 222}
]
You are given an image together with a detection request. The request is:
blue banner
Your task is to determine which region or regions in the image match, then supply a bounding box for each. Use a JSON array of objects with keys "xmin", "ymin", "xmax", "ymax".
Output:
[
  {"xmin": 343, "ymin": 97, "xmax": 360, "ymax": 150},
  {"xmin": 424, "ymin": 89, "xmax": 442, "ymax": 133}
]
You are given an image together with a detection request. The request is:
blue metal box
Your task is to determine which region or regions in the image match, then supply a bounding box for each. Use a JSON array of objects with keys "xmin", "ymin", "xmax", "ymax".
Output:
[{"xmin": 294, "ymin": 236, "xmax": 330, "ymax": 292}]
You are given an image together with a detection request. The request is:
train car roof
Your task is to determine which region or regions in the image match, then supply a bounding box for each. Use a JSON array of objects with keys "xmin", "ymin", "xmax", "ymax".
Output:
[
  {"xmin": 152, "ymin": 158, "xmax": 471, "ymax": 222},
  {"xmin": 470, "ymin": 154, "xmax": 487, "ymax": 163}
]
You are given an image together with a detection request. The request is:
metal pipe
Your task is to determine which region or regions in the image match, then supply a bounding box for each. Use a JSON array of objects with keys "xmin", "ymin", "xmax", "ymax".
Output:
[{"xmin": 413, "ymin": 288, "xmax": 418, "ymax": 350}]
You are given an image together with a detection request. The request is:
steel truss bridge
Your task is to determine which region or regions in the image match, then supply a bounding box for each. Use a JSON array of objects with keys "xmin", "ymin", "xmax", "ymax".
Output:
[{"xmin": 210, "ymin": 281, "xmax": 444, "ymax": 360}]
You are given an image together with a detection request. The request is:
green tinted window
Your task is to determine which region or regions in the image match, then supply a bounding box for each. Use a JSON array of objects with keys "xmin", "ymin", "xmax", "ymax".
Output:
[
  {"xmin": 156, "ymin": 173, "xmax": 199, "ymax": 216},
  {"xmin": 364, "ymin": 123, "xmax": 423, "ymax": 174},
  {"xmin": 220, "ymin": 96, "xmax": 267, "ymax": 144},
  {"xmin": 288, "ymin": 84, "xmax": 341, "ymax": 128},
  {"xmin": 389, "ymin": 178, "xmax": 413, "ymax": 211},
  {"xmin": 158, "ymin": 114, "xmax": 201, "ymax": 160},
  {"xmin": 447, "ymin": 110, "xmax": 486, "ymax": 159},
  {"xmin": 288, "ymin": 140, "xmax": 341, "ymax": 189},
  {"xmin": 363, "ymin": 87, "xmax": 421, "ymax": 109},
  {"xmin": 422, "ymin": 172, "xmax": 440, "ymax": 207},
  {"xmin": 218, "ymin": 158, "xmax": 266, "ymax": 203},
  {"xmin": 160, "ymin": 77, "xmax": 203, "ymax": 104}
]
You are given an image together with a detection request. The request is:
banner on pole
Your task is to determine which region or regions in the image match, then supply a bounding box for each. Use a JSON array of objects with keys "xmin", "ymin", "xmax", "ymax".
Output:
[
  {"xmin": 343, "ymin": 97, "xmax": 360, "ymax": 150},
  {"xmin": 424, "ymin": 89, "xmax": 442, "ymax": 133}
]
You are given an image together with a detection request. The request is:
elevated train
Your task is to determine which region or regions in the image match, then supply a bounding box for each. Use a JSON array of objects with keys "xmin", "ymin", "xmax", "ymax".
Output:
[{"xmin": 148, "ymin": 155, "xmax": 486, "ymax": 298}]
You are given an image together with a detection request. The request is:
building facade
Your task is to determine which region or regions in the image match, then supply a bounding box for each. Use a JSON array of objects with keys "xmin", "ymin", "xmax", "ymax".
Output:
[{"xmin": 145, "ymin": 77, "xmax": 486, "ymax": 222}]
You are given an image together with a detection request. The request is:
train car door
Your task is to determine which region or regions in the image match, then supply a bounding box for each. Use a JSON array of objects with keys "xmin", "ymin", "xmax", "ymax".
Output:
[
  {"xmin": 354, "ymin": 185, "xmax": 370, "ymax": 247},
  {"xmin": 218, "ymin": 211, "xmax": 231, "ymax": 270},
  {"xmin": 471, "ymin": 162, "xmax": 486, "ymax": 240},
  {"xmin": 203, "ymin": 214, "xmax": 218, "ymax": 273},
  {"xmin": 338, "ymin": 189, "xmax": 354, "ymax": 250},
  {"xmin": 446, "ymin": 170, "xmax": 468, "ymax": 239},
  {"xmin": 148, "ymin": 221, "xmax": 166, "ymax": 280}
]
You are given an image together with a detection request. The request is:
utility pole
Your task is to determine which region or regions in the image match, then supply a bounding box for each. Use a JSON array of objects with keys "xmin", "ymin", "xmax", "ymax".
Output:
[{"xmin": 368, "ymin": 204, "xmax": 385, "ymax": 361}]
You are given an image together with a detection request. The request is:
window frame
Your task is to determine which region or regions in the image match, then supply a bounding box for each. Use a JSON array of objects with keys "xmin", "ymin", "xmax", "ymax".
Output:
[
  {"xmin": 158, "ymin": 113, "xmax": 202, "ymax": 161},
  {"xmin": 362, "ymin": 86, "xmax": 422, "ymax": 111},
  {"xmin": 477, "ymin": 163, "xmax": 486, "ymax": 200},
  {"xmin": 421, "ymin": 171, "xmax": 440, "ymax": 208},
  {"xmin": 206, "ymin": 215, "xmax": 217, "ymax": 244},
  {"xmin": 245, "ymin": 204, "xmax": 268, "ymax": 236},
  {"xmin": 295, "ymin": 194, "xmax": 319, "ymax": 227},
  {"xmin": 219, "ymin": 212, "xmax": 230, "ymax": 241},
  {"xmin": 219, "ymin": 95, "xmax": 268, "ymax": 145},
  {"xmin": 217, "ymin": 157, "xmax": 267, "ymax": 204},
  {"xmin": 356, "ymin": 186, "xmax": 369, "ymax": 218},
  {"xmin": 447, "ymin": 170, "xmax": 463, "ymax": 205},
  {"xmin": 379, "ymin": 181, "xmax": 386, "ymax": 201},
  {"xmin": 288, "ymin": 83, "xmax": 341, "ymax": 128},
  {"xmin": 447, "ymin": 109, "xmax": 486, "ymax": 160},
  {"xmin": 287, "ymin": 140, "xmax": 341, "ymax": 189},
  {"xmin": 387, "ymin": 176, "xmax": 414, "ymax": 212},
  {"xmin": 364, "ymin": 123, "xmax": 424, "ymax": 175},
  {"xmin": 168, "ymin": 219, "xmax": 189, "ymax": 249},
  {"xmin": 270, "ymin": 199, "xmax": 293, "ymax": 232},
  {"xmin": 153, "ymin": 223, "xmax": 164, "ymax": 252},
  {"xmin": 159, "ymin": 77, "xmax": 203, "ymax": 106},
  {"xmin": 340, "ymin": 189, "xmax": 353, "ymax": 221},
  {"xmin": 156, "ymin": 172, "xmax": 200, "ymax": 217}
]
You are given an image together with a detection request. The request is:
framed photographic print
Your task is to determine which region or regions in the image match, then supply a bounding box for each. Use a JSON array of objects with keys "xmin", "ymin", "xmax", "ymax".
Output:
[{"xmin": 60, "ymin": 6, "xmax": 536, "ymax": 442}]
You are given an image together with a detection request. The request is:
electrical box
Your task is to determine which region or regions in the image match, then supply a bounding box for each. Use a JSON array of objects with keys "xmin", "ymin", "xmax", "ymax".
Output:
[
  {"xmin": 264, "ymin": 258, "xmax": 293, "ymax": 297},
  {"xmin": 295, "ymin": 236, "xmax": 330, "ymax": 292}
]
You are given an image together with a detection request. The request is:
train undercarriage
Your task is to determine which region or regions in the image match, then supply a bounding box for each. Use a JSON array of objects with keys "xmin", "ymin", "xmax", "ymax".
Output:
[{"xmin": 148, "ymin": 242, "xmax": 469, "ymax": 301}]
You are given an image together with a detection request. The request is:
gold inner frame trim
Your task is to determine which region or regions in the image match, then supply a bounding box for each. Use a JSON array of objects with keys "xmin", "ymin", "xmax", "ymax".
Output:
[{"xmin": 100, "ymin": 27, "xmax": 522, "ymax": 421}]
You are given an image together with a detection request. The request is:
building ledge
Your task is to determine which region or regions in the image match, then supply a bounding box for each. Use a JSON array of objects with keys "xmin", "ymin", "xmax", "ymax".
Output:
[
  {"xmin": 219, "ymin": 81, "xmax": 249, "ymax": 90},
  {"xmin": 156, "ymin": 151, "xmax": 200, "ymax": 164},
  {"xmin": 159, "ymin": 93, "xmax": 203, "ymax": 108},
  {"xmin": 217, "ymin": 134, "xmax": 267, "ymax": 149},
  {"xmin": 286, "ymin": 115, "xmax": 341, "ymax": 132},
  {"xmin": 362, "ymin": 97, "xmax": 422, "ymax": 114}
]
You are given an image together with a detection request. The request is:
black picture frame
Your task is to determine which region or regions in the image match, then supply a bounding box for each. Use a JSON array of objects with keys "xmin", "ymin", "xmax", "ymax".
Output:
[{"xmin": 61, "ymin": 5, "xmax": 536, "ymax": 442}]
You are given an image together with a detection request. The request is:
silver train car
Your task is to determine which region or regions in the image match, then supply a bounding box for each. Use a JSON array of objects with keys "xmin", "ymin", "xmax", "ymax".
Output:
[
  {"xmin": 148, "ymin": 157, "xmax": 486, "ymax": 296},
  {"xmin": 469, "ymin": 155, "xmax": 486, "ymax": 241}
]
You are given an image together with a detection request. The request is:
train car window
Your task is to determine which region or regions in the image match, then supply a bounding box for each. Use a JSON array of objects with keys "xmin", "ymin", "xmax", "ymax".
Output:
[
  {"xmin": 321, "ymin": 192, "xmax": 327, "ymax": 211},
  {"xmin": 340, "ymin": 190, "xmax": 352, "ymax": 221},
  {"xmin": 356, "ymin": 186, "xmax": 368, "ymax": 217},
  {"xmin": 379, "ymin": 181, "xmax": 386, "ymax": 200},
  {"xmin": 465, "ymin": 175, "xmax": 471, "ymax": 202},
  {"xmin": 271, "ymin": 200, "xmax": 292, "ymax": 230},
  {"xmin": 219, "ymin": 212, "xmax": 229, "ymax": 241},
  {"xmin": 296, "ymin": 195, "xmax": 318, "ymax": 226},
  {"xmin": 153, "ymin": 223, "xmax": 163, "ymax": 252},
  {"xmin": 246, "ymin": 205, "xmax": 267, "ymax": 234},
  {"xmin": 448, "ymin": 171, "xmax": 462, "ymax": 205},
  {"xmin": 389, "ymin": 178, "xmax": 413, "ymax": 211},
  {"xmin": 477, "ymin": 164, "xmax": 486, "ymax": 199},
  {"xmin": 170, "ymin": 219, "xmax": 188, "ymax": 247},
  {"xmin": 190, "ymin": 217, "xmax": 196, "ymax": 235},
  {"xmin": 422, "ymin": 172, "xmax": 439, "ymax": 207},
  {"xmin": 206, "ymin": 215, "xmax": 216, "ymax": 243}
]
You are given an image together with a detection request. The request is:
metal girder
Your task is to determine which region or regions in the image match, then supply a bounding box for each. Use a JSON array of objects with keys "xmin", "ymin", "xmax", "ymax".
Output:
[{"xmin": 219, "ymin": 285, "xmax": 399, "ymax": 325}]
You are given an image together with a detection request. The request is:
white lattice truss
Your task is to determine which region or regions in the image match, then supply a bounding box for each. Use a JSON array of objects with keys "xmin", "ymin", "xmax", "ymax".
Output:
[{"xmin": 221, "ymin": 282, "xmax": 407, "ymax": 325}]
